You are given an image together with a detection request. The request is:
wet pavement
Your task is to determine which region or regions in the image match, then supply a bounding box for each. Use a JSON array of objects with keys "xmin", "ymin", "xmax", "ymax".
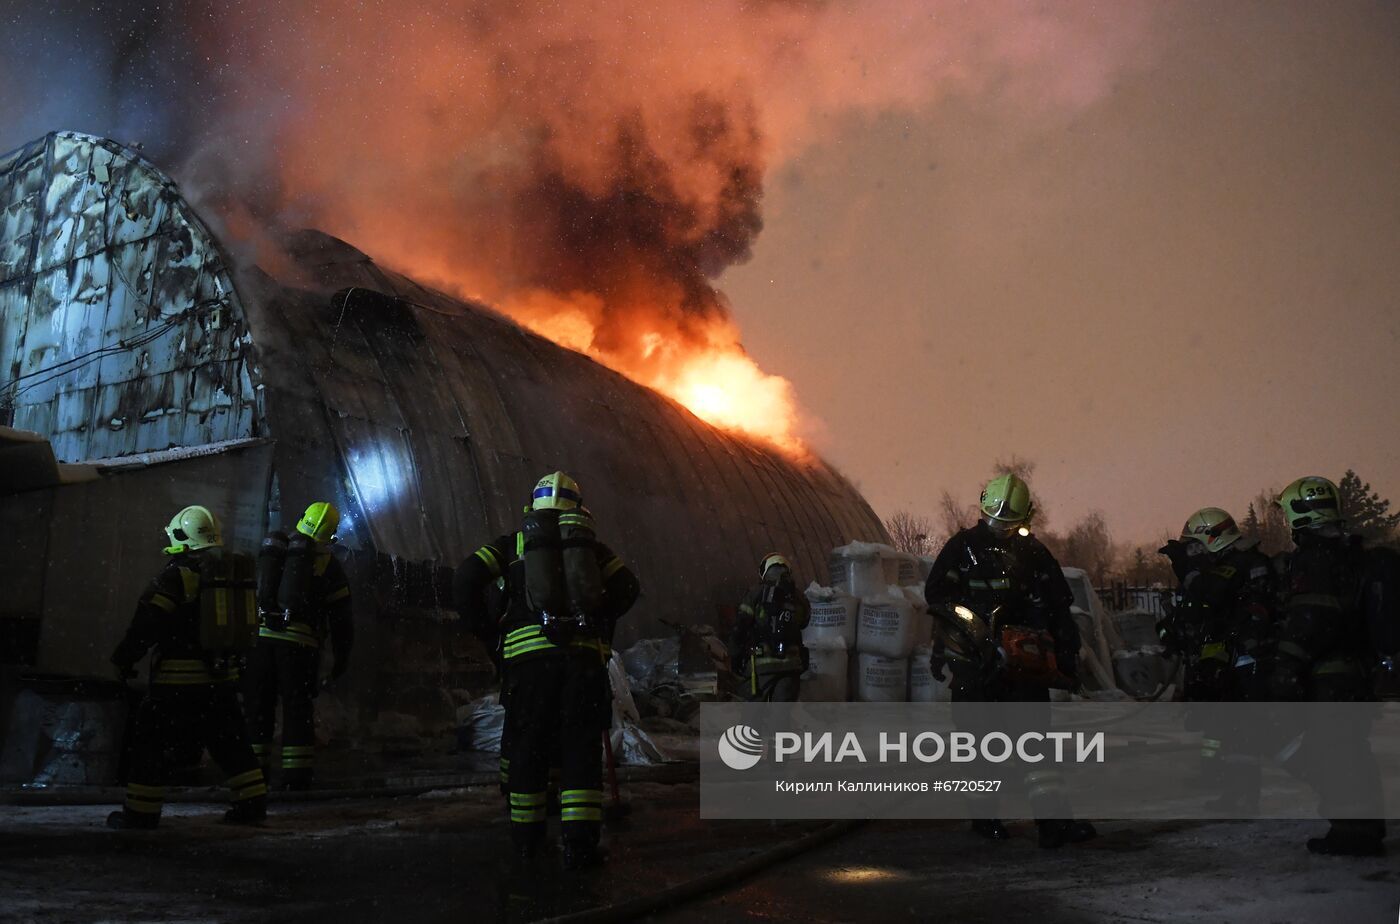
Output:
[
  {"xmin": 2, "ymin": 781, "xmax": 1398, "ymax": 922},
  {"xmin": 0, "ymin": 781, "xmax": 822, "ymax": 923},
  {"xmin": 664, "ymin": 817, "xmax": 1400, "ymax": 923}
]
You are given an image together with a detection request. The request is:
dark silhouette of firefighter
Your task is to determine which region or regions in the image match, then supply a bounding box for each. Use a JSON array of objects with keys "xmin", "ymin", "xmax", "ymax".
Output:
[
  {"xmin": 731, "ymin": 553, "xmax": 810, "ymax": 702},
  {"xmin": 1156, "ymin": 507, "xmax": 1275, "ymax": 812},
  {"xmin": 245, "ymin": 502, "xmax": 353, "ymax": 790},
  {"xmin": 925, "ymin": 473, "xmax": 1096, "ymax": 848},
  {"xmin": 454, "ymin": 472, "xmax": 639, "ymax": 869},
  {"xmin": 1266, "ymin": 475, "xmax": 1397, "ymax": 856},
  {"xmin": 108, "ymin": 506, "xmax": 266, "ymax": 828}
]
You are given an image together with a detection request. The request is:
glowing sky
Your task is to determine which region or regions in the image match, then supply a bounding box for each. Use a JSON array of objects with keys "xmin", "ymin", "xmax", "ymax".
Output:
[
  {"xmin": 2, "ymin": 1, "xmax": 1395, "ymax": 546},
  {"xmin": 725, "ymin": 1, "xmax": 1400, "ymax": 541}
]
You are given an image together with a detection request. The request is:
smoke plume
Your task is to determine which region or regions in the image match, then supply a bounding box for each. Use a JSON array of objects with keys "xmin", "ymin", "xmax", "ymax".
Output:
[{"xmin": 0, "ymin": 0, "xmax": 1152, "ymax": 450}]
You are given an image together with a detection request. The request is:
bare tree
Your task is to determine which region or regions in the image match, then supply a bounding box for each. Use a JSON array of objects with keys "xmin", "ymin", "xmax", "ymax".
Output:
[
  {"xmin": 1039, "ymin": 527, "xmax": 1068, "ymax": 564},
  {"xmin": 884, "ymin": 510, "xmax": 935, "ymax": 556},
  {"xmin": 936, "ymin": 489, "xmax": 977, "ymax": 546},
  {"xmin": 1060, "ymin": 510, "xmax": 1115, "ymax": 585},
  {"xmin": 992, "ymin": 454, "xmax": 1036, "ymax": 481},
  {"xmin": 1242, "ymin": 489, "xmax": 1291, "ymax": 555}
]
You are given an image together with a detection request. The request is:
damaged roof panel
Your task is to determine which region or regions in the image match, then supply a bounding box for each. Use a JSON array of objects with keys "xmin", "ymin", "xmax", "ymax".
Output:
[{"xmin": 0, "ymin": 132, "xmax": 262, "ymax": 460}]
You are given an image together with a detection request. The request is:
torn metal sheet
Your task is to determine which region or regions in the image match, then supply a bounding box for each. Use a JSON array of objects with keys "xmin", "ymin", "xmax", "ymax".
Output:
[{"xmin": 0, "ymin": 132, "xmax": 262, "ymax": 463}]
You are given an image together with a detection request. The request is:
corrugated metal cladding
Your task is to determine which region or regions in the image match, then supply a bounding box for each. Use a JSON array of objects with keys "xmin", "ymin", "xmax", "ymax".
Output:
[
  {"xmin": 0, "ymin": 132, "xmax": 261, "ymax": 462},
  {"xmin": 1, "ymin": 132, "xmax": 887, "ymax": 646}
]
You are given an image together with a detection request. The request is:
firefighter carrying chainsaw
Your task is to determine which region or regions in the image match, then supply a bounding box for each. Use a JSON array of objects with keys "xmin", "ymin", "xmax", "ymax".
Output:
[
  {"xmin": 454, "ymin": 472, "xmax": 640, "ymax": 869},
  {"xmin": 244, "ymin": 501, "xmax": 353, "ymax": 790},
  {"xmin": 108, "ymin": 505, "xmax": 267, "ymax": 829},
  {"xmin": 925, "ymin": 473, "xmax": 1097, "ymax": 848},
  {"xmin": 731, "ymin": 553, "xmax": 811, "ymax": 702}
]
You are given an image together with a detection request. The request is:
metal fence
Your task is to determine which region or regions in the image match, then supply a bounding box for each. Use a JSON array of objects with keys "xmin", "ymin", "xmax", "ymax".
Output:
[{"xmin": 1096, "ymin": 583, "xmax": 1167, "ymax": 617}]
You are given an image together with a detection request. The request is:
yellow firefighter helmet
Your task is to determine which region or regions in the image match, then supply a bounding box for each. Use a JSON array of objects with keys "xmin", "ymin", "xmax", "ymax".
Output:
[
  {"xmin": 1276, "ymin": 476, "xmax": 1343, "ymax": 530},
  {"xmin": 296, "ymin": 501, "xmax": 341, "ymax": 544},
  {"xmin": 759, "ymin": 552, "xmax": 791, "ymax": 576},
  {"xmin": 164, "ymin": 505, "xmax": 222, "ymax": 554},
  {"xmin": 980, "ymin": 473, "xmax": 1034, "ymax": 525}
]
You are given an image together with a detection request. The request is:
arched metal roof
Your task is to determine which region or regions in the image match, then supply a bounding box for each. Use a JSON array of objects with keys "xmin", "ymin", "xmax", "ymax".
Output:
[{"xmin": 1, "ymin": 132, "xmax": 888, "ymax": 644}]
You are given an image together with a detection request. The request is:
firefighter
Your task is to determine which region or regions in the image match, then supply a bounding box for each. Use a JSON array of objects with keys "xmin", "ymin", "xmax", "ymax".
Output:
[
  {"xmin": 731, "ymin": 553, "xmax": 810, "ymax": 702},
  {"xmin": 244, "ymin": 502, "xmax": 353, "ymax": 790},
  {"xmin": 1159, "ymin": 507, "xmax": 1275, "ymax": 811},
  {"xmin": 1267, "ymin": 476, "xmax": 1388, "ymax": 855},
  {"xmin": 925, "ymin": 473, "xmax": 1096, "ymax": 848},
  {"xmin": 108, "ymin": 506, "xmax": 267, "ymax": 829},
  {"xmin": 454, "ymin": 472, "xmax": 640, "ymax": 869}
]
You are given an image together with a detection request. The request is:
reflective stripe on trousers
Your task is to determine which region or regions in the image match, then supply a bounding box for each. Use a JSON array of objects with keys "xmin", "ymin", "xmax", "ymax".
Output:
[
  {"xmin": 502, "ymin": 625, "xmax": 612, "ymax": 661},
  {"xmin": 124, "ymin": 782, "xmax": 166, "ymax": 815},
  {"xmin": 509, "ymin": 791, "xmax": 547, "ymax": 825},
  {"xmin": 228, "ymin": 767, "xmax": 268, "ymax": 802},
  {"xmin": 281, "ymin": 744, "xmax": 315, "ymax": 770},
  {"xmin": 560, "ymin": 788, "xmax": 604, "ymax": 824}
]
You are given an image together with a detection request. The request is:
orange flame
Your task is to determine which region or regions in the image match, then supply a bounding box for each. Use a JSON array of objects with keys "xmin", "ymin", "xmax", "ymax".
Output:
[
  {"xmin": 668, "ymin": 350, "xmax": 801, "ymax": 453},
  {"xmin": 499, "ymin": 292, "xmax": 803, "ymax": 452},
  {"xmin": 162, "ymin": 0, "xmax": 1150, "ymax": 459}
]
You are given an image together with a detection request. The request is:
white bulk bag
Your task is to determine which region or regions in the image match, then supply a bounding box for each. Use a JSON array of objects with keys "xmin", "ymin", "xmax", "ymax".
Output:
[
  {"xmin": 878, "ymin": 545, "xmax": 902, "ymax": 586},
  {"xmin": 857, "ymin": 591, "xmax": 918, "ymax": 659},
  {"xmin": 900, "ymin": 585, "xmax": 934, "ymax": 647},
  {"xmin": 829, "ymin": 541, "xmax": 887, "ymax": 600},
  {"xmin": 894, "ymin": 552, "xmax": 920, "ymax": 586},
  {"xmin": 855, "ymin": 653, "xmax": 910, "ymax": 703},
  {"xmin": 803, "ymin": 583, "xmax": 859, "ymax": 648},
  {"xmin": 799, "ymin": 641, "xmax": 849, "ymax": 702}
]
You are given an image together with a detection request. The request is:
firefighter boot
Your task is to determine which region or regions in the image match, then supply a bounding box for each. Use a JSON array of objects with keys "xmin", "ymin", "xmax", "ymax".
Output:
[
  {"xmin": 1307, "ymin": 821, "xmax": 1386, "ymax": 857},
  {"xmin": 561, "ymin": 840, "xmax": 607, "ymax": 871},
  {"xmin": 1038, "ymin": 819, "xmax": 1098, "ymax": 849},
  {"xmin": 107, "ymin": 810, "xmax": 159, "ymax": 830},
  {"xmin": 222, "ymin": 796, "xmax": 268, "ymax": 826}
]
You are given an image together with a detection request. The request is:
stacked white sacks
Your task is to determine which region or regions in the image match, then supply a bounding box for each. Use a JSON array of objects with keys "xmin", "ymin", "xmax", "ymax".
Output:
[
  {"xmin": 828, "ymin": 541, "xmax": 889, "ymax": 600},
  {"xmin": 813, "ymin": 542, "xmax": 944, "ymax": 703},
  {"xmin": 854, "ymin": 652, "xmax": 910, "ymax": 702},
  {"xmin": 853, "ymin": 585, "xmax": 924, "ymax": 702},
  {"xmin": 800, "ymin": 644, "xmax": 849, "ymax": 702},
  {"xmin": 856, "ymin": 590, "xmax": 919, "ymax": 660},
  {"xmin": 897, "ymin": 584, "xmax": 938, "ymax": 703},
  {"xmin": 803, "ymin": 583, "xmax": 859, "ymax": 649},
  {"xmin": 899, "ymin": 584, "xmax": 934, "ymax": 648},
  {"xmin": 799, "ymin": 583, "xmax": 858, "ymax": 702},
  {"xmin": 916, "ymin": 555, "xmax": 936, "ymax": 584},
  {"xmin": 879, "ymin": 547, "xmax": 902, "ymax": 586},
  {"xmin": 893, "ymin": 551, "xmax": 921, "ymax": 587}
]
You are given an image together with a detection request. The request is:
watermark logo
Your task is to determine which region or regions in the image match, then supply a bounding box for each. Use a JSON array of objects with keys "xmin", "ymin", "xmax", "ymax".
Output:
[{"xmin": 717, "ymin": 724, "xmax": 765, "ymax": 770}]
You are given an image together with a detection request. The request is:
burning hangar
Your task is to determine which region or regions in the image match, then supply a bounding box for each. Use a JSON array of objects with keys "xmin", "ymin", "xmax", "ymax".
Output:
[{"xmin": 0, "ymin": 130, "xmax": 887, "ymax": 772}]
